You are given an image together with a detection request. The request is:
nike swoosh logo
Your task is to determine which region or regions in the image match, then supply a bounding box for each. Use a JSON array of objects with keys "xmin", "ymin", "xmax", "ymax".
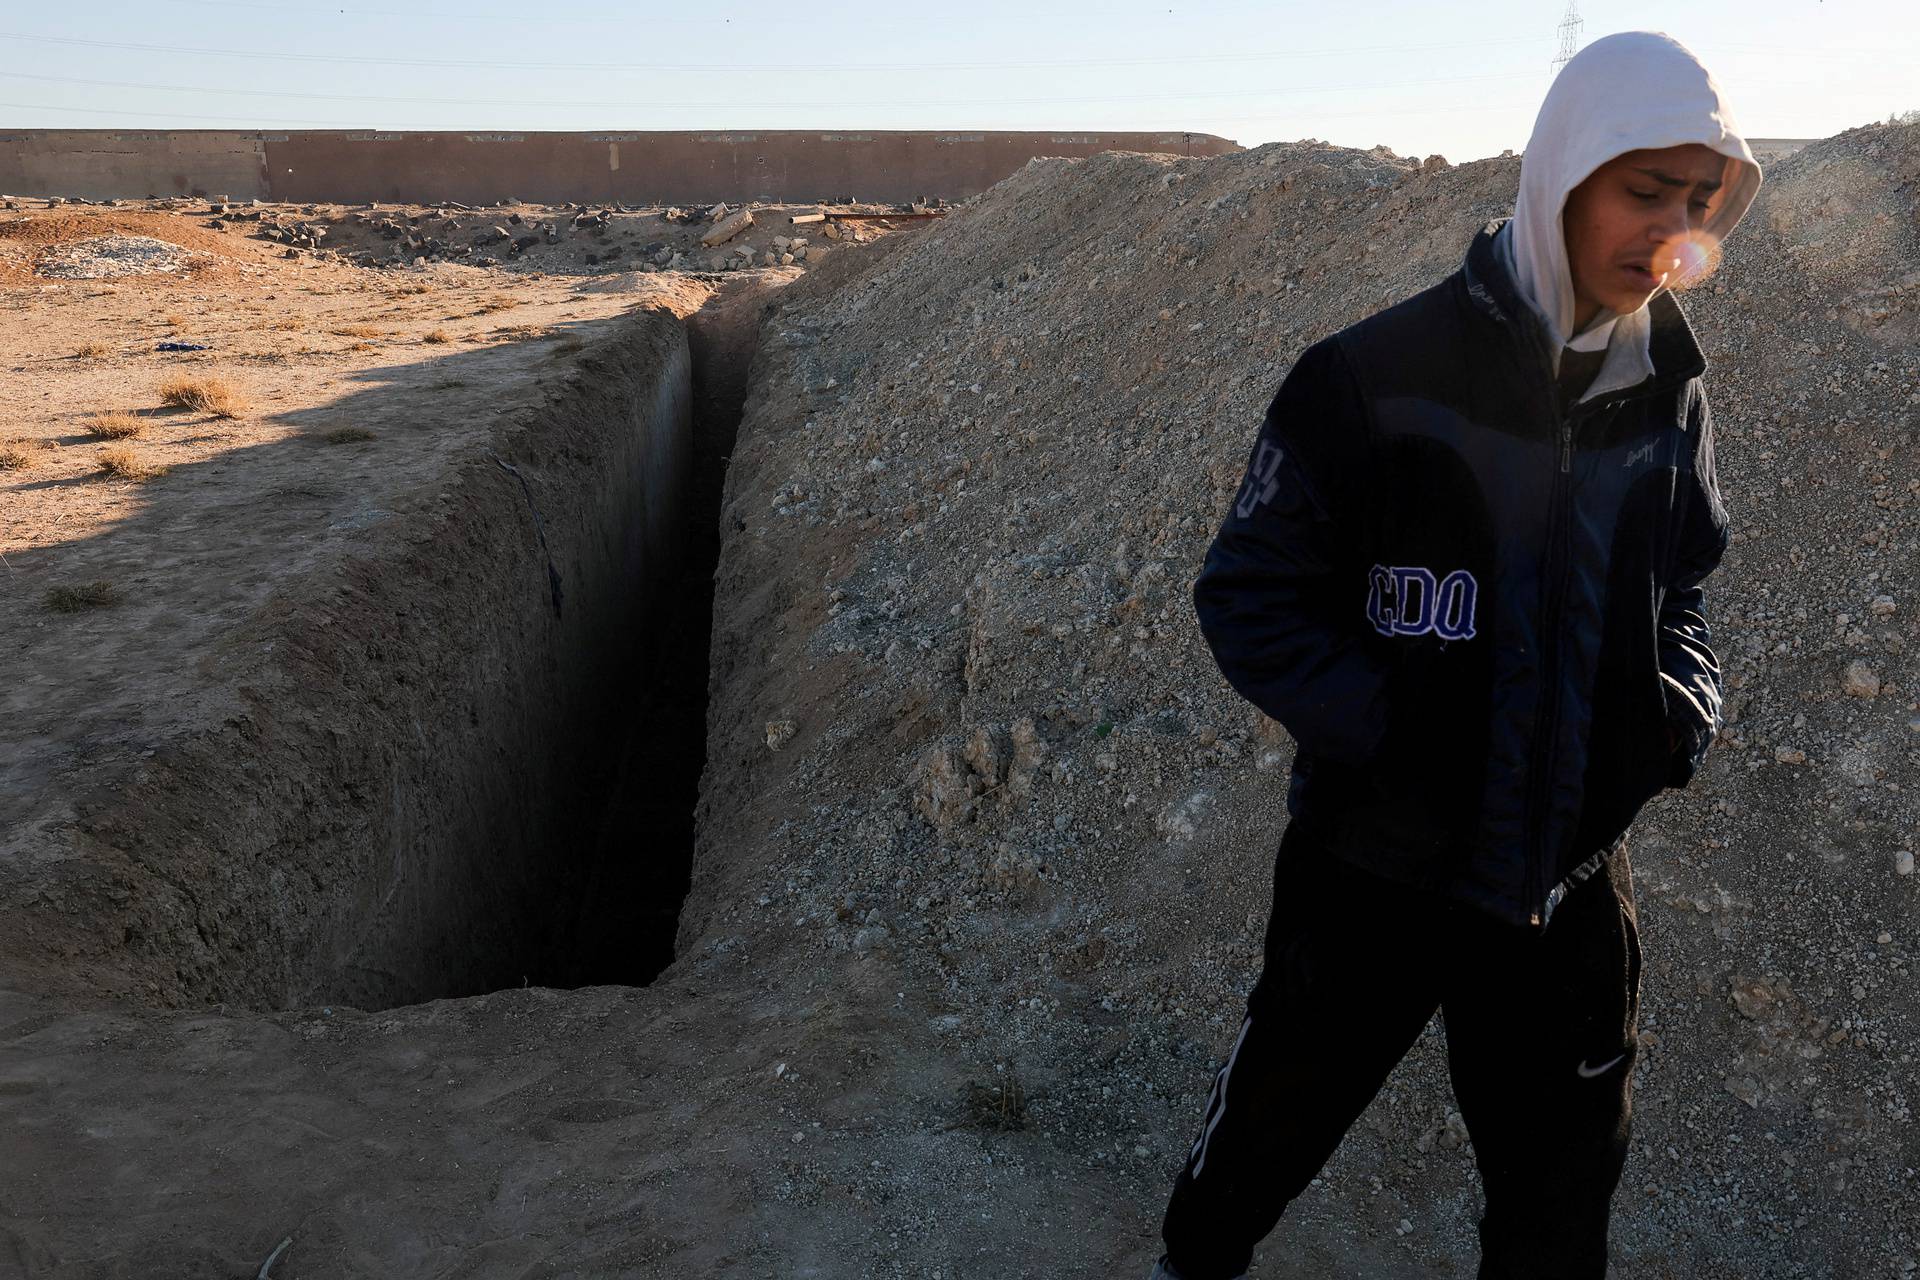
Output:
[{"xmin": 1577, "ymin": 1052, "xmax": 1628, "ymax": 1078}]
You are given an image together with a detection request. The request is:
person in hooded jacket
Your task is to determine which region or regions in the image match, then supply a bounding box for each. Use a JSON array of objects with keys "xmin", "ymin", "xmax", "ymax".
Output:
[{"xmin": 1147, "ymin": 31, "xmax": 1760, "ymax": 1280}]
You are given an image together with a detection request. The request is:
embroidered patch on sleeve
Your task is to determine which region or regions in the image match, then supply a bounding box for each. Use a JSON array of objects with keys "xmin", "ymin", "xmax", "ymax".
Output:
[{"xmin": 1232, "ymin": 440, "xmax": 1286, "ymax": 520}]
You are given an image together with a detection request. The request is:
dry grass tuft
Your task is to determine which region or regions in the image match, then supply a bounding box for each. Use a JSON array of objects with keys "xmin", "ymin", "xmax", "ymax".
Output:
[
  {"xmin": 955, "ymin": 1072, "xmax": 1028, "ymax": 1131},
  {"xmin": 85, "ymin": 412, "xmax": 148, "ymax": 440},
  {"xmin": 0, "ymin": 436, "xmax": 48, "ymax": 470},
  {"xmin": 493, "ymin": 323, "xmax": 543, "ymax": 340},
  {"xmin": 319, "ymin": 427, "xmax": 376, "ymax": 444},
  {"xmin": 73, "ymin": 341, "xmax": 113, "ymax": 360},
  {"xmin": 157, "ymin": 375, "xmax": 246, "ymax": 418},
  {"xmin": 271, "ymin": 318, "xmax": 305, "ymax": 331},
  {"xmin": 423, "ymin": 328, "xmax": 453, "ymax": 344},
  {"xmin": 342, "ymin": 341, "xmax": 374, "ymax": 353},
  {"xmin": 475, "ymin": 294, "xmax": 521, "ymax": 314},
  {"xmin": 393, "ymin": 282, "xmax": 433, "ymax": 295},
  {"xmin": 96, "ymin": 446, "xmax": 166, "ymax": 482},
  {"xmin": 332, "ymin": 323, "xmax": 383, "ymax": 338},
  {"xmin": 45, "ymin": 581, "xmax": 119, "ymax": 613}
]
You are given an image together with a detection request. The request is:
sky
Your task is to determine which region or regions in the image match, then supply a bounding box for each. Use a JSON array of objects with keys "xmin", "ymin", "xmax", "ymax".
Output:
[{"xmin": 1, "ymin": 1, "xmax": 1915, "ymax": 161}]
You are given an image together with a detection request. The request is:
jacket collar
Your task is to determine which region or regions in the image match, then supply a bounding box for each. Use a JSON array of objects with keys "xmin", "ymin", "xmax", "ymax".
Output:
[{"xmin": 1462, "ymin": 217, "xmax": 1706, "ymax": 404}]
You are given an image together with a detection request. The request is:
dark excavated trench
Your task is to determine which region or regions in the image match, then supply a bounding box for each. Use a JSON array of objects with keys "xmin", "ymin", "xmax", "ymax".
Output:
[
  {"xmin": 0, "ymin": 280, "xmax": 782, "ymax": 1013},
  {"xmin": 303, "ymin": 284, "xmax": 767, "ymax": 1010},
  {"xmin": 538, "ymin": 293, "xmax": 759, "ymax": 991}
]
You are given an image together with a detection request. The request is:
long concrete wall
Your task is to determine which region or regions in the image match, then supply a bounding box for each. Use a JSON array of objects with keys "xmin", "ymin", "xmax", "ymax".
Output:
[
  {"xmin": 0, "ymin": 129, "xmax": 1240, "ymax": 205},
  {"xmin": 2, "ymin": 131, "xmax": 270, "ymax": 203}
]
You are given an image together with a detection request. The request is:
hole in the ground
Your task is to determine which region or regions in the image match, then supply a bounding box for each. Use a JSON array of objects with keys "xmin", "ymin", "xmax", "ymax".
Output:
[
  {"xmin": 300, "ymin": 286, "xmax": 766, "ymax": 1011},
  {"xmin": 545, "ymin": 293, "xmax": 759, "ymax": 989},
  {"xmin": 8, "ymin": 268, "xmax": 825, "ymax": 1018}
]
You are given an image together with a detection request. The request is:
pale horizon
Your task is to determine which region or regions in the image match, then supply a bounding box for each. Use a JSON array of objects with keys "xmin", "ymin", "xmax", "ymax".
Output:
[{"xmin": 3, "ymin": 0, "xmax": 1916, "ymax": 163}]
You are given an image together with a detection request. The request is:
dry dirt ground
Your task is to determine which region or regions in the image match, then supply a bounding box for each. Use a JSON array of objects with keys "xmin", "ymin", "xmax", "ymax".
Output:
[
  {"xmin": 3, "ymin": 124, "xmax": 1919, "ymax": 1279},
  {"xmin": 0, "ymin": 221, "xmax": 734, "ymax": 1004}
]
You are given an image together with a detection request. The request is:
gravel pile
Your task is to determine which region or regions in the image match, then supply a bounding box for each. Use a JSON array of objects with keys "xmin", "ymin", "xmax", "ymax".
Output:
[
  {"xmin": 698, "ymin": 120, "xmax": 1918, "ymax": 1276},
  {"xmin": 33, "ymin": 233, "xmax": 206, "ymax": 279}
]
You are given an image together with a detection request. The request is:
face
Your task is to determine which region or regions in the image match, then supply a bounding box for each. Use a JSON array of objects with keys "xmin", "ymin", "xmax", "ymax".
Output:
[{"xmin": 1562, "ymin": 143, "xmax": 1728, "ymax": 327}]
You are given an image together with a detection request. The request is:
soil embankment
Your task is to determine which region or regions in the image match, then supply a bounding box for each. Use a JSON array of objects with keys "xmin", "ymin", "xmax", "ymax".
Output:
[
  {"xmin": 1, "ymin": 249, "xmax": 814, "ymax": 1272},
  {"xmin": 686, "ymin": 123, "xmax": 1920, "ymax": 1277},
  {"xmin": 2, "ymin": 302, "xmax": 702, "ymax": 1011}
]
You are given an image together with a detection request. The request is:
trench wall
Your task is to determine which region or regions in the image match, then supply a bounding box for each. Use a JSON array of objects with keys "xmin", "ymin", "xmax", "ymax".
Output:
[
  {"xmin": 0, "ymin": 311, "xmax": 693, "ymax": 1011},
  {"xmin": 0, "ymin": 129, "xmax": 1240, "ymax": 204}
]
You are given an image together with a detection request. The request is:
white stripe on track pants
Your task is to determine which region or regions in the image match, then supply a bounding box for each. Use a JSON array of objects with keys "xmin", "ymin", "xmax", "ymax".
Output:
[{"xmin": 1158, "ymin": 819, "xmax": 1642, "ymax": 1280}]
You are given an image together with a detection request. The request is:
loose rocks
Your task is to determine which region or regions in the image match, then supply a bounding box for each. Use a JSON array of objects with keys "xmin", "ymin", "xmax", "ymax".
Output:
[
  {"xmin": 702, "ymin": 119, "xmax": 1920, "ymax": 1279},
  {"xmin": 34, "ymin": 234, "xmax": 204, "ymax": 279}
]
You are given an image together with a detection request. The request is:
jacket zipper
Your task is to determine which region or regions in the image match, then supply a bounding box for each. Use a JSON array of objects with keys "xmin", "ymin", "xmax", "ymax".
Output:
[
  {"xmin": 1523, "ymin": 381, "xmax": 1588, "ymax": 928},
  {"xmin": 1471, "ymin": 248, "xmax": 1695, "ymax": 930},
  {"xmin": 1528, "ymin": 397, "xmax": 1621, "ymax": 928}
]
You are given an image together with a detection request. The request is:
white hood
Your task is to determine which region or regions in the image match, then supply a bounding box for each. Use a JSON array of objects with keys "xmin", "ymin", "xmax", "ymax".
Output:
[{"xmin": 1501, "ymin": 30, "xmax": 1762, "ymax": 395}]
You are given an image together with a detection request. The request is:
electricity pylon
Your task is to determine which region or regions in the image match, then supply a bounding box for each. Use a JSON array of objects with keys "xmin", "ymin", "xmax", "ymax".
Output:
[{"xmin": 1552, "ymin": 1, "xmax": 1584, "ymax": 77}]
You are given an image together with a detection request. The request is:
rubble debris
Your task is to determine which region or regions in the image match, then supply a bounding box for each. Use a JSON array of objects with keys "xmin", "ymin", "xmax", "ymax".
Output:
[
  {"xmin": 701, "ymin": 208, "xmax": 755, "ymax": 247},
  {"xmin": 34, "ymin": 234, "xmax": 205, "ymax": 279}
]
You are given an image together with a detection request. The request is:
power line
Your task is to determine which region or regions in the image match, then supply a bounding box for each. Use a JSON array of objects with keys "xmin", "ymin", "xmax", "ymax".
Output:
[
  {"xmin": 0, "ymin": 29, "xmax": 1541, "ymax": 74},
  {"xmin": 1208, "ymin": 101, "xmax": 1540, "ymax": 125},
  {"xmin": 1694, "ymin": 41, "xmax": 1920, "ymax": 60},
  {"xmin": 151, "ymin": 0, "xmax": 1286, "ymax": 32},
  {"xmin": 0, "ymin": 99, "xmax": 383, "ymax": 127},
  {"xmin": 0, "ymin": 94, "xmax": 1553, "ymax": 132},
  {"xmin": 0, "ymin": 68, "xmax": 1540, "ymax": 112}
]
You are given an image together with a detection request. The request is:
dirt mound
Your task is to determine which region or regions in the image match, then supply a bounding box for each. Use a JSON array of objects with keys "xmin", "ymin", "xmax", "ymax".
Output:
[
  {"xmin": 0, "ymin": 210, "xmax": 239, "ymax": 253},
  {"xmin": 0, "ymin": 210, "xmax": 251, "ymax": 286},
  {"xmin": 1753, "ymin": 122, "xmax": 1920, "ymax": 345},
  {"xmin": 696, "ymin": 122, "xmax": 1918, "ymax": 1276}
]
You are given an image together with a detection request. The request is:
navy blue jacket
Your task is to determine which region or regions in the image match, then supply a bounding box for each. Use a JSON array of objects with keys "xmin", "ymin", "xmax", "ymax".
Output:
[{"xmin": 1194, "ymin": 219, "xmax": 1729, "ymax": 932}]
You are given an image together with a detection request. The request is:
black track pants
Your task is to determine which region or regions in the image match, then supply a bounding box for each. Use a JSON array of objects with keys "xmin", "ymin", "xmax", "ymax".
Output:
[{"xmin": 1159, "ymin": 819, "xmax": 1643, "ymax": 1279}]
